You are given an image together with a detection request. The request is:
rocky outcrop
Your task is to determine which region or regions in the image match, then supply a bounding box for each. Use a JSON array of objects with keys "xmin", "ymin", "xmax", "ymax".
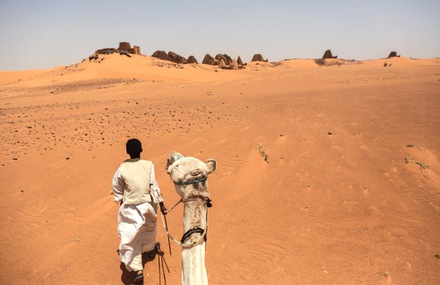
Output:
[
  {"xmin": 251, "ymin": 54, "xmax": 268, "ymax": 62},
  {"xmin": 230, "ymin": 59, "xmax": 238, "ymax": 70},
  {"xmin": 152, "ymin": 50, "xmax": 170, "ymax": 61},
  {"xmin": 152, "ymin": 50, "xmax": 188, "ymax": 64},
  {"xmin": 94, "ymin": 42, "xmax": 140, "ymax": 57},
  {"xmin": 94, "ymin": 48, "xmax": 131, "ymax": 57},
  {"xmin": 237, "ymin": 56, "xmax": 244, "ymax": 66},
  {"xmin": 89, "ymin": 54, "xmax": 99, "ymax": 61},
  {"xmin": 168, "ymin": 51, "xmax": 187, "ymax": 64},
  {"xmin": 215, "ymin": 54, "xmax": 233, "ymax": 66},
  {"xmin": 118, "ymin": 42, "xmax": 131, "ymax": 51},
  {"xmin": 133, "ymin": 46, "xmax": 141, "ymax": 55},
  {"xmin": 186, "ymin": 55, "xmax": 198, "ymax": 64},
  {"xmin": 202, "ymin": 53, "xmax": 244, "ymax": 69},
  {"xmin": 218, "ymin": 58, "xmax": 227, "ymax": 68},
  {"xmin": 388, "ymin": 51, "xmax": 400, "ymax": 58},
  {"xmin": 202, "ymin": 54, "xmax": 215, "ymax": 65},
  {"xmin": 322, "ymin": 50, "xmax": 337, "ymax": 59},
  {"xmin": 95, "ymin": 48, "xmax": 118, "ymax": 55},
  {"xmin": 118, "ymin": 42, "xmax": 141, "ymax": 55}
]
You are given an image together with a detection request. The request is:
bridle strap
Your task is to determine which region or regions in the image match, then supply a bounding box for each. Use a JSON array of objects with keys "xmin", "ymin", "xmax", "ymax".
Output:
[
  {"xmin": 160, "ymin": 195, "xmax": 211, "ymax": 249},
  {"xmin": 181, "ymin": 227, "xmax": 206, "ymax": 243},
  {"xmin": 174, "ymin": 176, "xmax": 208, "ymax": 186},
  {"xmin": 182, "ymin": 195, "xmax": 212, "ymax": 207}
]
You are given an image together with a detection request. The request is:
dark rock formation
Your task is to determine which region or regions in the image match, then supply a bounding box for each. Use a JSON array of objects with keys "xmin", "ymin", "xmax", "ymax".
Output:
[
  {"xmin": 133, "ymin": 46, "xmax": 141, "ymax": 55},
  {"xmin": 119, "ymin": 42, "xmax": 131, "ymax": 51},
  {"xmin": 152, "ymin": 50, "xmax": 188, "ymax": 64},
  {"xmin": 95, "ymin": 42, "xmax": 140, "ymax": 56},
  {"xmin": 388, "ymin": 51, "xmax": 400, "ymax": 58},
  {"xmin": 322, "ymin": 50, "xmax": 337, "ymax": 59},
  {"xmin": 89, "ymin": 54, "xmax": 99, "ymax": 61},
  {"xmin": 237, "ymin": 56, "xmax": 244, "ymax": 66},
  {"xmin": 215, "ymin": 54, "xmax": 233, "ymax": 66},
  {"xmin": 251, "ymin": 54, "xmax": 268, "ymax": 62},
  {"xmin": 202, "ymin": 54, "xmax": 215, "ymax": 65},
  {"xmin": 118, "ymin": 50, "xmax": 131, "ymax": 57},
  {"xmin": 118, "ymin": 42, "xmax": 140, "ymax": 55},
  {"xmin": 218, "ymin": 58, "xmax": 227, "ymax": 68},
  {"xmin": 96, "ymin": 48, "xmax": 118, "ymax": 55},
  {"xmin": 230, "ymin": 59, "xmax": 238, "ymax": 70},
  {"xmin": 167, "ymin": 51, "xmax": 187, "ymax": 64},
  {"xmin": 202, "ymin": 53, "xmax": 243, "ymax": 69},
  {"xmin": 186, "ymin": 55, "xmax": 198, "ymax": 64},
  {"xmin": 152, "ymin": 50, "xmax": 170, "ymax": 61}
]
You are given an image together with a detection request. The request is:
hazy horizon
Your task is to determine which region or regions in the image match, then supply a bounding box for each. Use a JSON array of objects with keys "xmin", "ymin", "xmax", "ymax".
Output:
[{"xmin": 1, "ymin": 0, "xmax": 439, "ymax": 71}]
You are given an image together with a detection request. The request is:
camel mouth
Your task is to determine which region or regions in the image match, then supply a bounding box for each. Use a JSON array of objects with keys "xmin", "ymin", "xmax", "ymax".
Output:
[
  {"xmin": 190, "ymin": 169, "xmax": 204, "ymax": 177},
  {"xmin": 190, "ymin": 173, "xmax": 205, "ymax": 180}
]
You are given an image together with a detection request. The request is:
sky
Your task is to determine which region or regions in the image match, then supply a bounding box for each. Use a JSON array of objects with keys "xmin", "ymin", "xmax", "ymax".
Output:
[{"xmin": 0, "ymin": 0, "xmax": 439, "ymax": 71}]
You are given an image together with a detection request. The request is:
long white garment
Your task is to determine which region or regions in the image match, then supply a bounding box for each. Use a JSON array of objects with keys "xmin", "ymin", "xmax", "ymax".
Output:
[
  {"xmin": 117, "ymin": 202, "xmax": 157, "ymax": 270},
  {"xmin": 112, "ymin": 163, "xmax": 163, "ymax": 271}
]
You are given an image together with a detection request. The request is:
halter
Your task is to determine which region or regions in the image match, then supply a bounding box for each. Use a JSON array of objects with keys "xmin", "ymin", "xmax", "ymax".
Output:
[
  {"xmin": 161, "ymin": 195, "xmax": 211, "ymax": 248},
  {"xmin": 161, "ymin": 177, "xmax": 212, "ymax": 249},
  {"xmin": 174, "ymin": 176, "xmax": 208, "ymax": 186}
]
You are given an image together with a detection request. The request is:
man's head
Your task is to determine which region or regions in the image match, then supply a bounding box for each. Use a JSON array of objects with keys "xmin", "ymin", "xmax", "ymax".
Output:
[{"xmin": 126, "ymin": 138, "xmax": 142, "ymax": 158}]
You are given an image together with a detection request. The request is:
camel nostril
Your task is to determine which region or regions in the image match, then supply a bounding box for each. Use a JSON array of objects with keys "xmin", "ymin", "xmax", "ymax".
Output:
[{"xmin": 190, "ymin": 169, "xmax": 202, "ymax": 176}]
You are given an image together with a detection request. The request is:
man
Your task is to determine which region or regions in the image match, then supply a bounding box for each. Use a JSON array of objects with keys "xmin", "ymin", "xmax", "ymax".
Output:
[{"xmin": 112, "ymin": 138, "xmax": 167, "ymax": 283}]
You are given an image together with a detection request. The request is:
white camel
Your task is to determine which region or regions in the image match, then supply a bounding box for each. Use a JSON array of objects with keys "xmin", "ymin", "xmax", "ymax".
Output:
[{"xmin": 166, "ymin": 151, "xmax": 216, "ymax": 285}]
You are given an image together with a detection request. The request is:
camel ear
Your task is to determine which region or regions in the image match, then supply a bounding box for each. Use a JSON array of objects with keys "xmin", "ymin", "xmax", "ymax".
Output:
[
  {"xmin": 166, "ymin": 151, "xmax": 183, "ymax": 173},
  {"xmin": 206, "ymin": 159, "xmax": 217, "ymax": 174}
]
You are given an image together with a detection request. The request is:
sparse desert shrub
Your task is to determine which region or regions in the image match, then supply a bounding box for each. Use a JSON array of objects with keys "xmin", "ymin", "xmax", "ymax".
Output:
[{"xmin": 257, "ymin": 143, "xmax": 269, "ymax": 162}]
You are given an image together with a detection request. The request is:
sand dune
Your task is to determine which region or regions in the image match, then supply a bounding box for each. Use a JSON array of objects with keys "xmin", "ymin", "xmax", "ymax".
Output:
[{"xmin": 1, "ymin": 54, "xmax": 439, "ymax": 284}]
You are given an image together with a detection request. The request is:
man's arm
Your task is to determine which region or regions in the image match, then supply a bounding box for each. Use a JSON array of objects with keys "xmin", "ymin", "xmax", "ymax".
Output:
[
  {"xmin": 112, "ymin": 168, "xmax": 124, "ymax": 204},
  {"xmin": 150, "ymin": 164, "xmax": 168, "ymax": 214}
]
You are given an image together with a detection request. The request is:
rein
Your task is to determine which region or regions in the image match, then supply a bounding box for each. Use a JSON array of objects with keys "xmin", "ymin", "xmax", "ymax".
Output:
[{"xmin": 161, "ymin": 187, "xmax": 212, "ymax": 249}]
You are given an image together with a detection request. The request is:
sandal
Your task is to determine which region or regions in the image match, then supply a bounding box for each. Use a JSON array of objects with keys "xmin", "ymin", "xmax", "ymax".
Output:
[{"xmin": 134, "ymin": 272, "xmax": 144, "ymax": 283}]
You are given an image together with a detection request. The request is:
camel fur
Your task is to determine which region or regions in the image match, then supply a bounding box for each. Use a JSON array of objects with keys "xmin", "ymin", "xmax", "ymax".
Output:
[{"xmin": 166, "ymin": 151, "xmax": 216, "ymax": 285}]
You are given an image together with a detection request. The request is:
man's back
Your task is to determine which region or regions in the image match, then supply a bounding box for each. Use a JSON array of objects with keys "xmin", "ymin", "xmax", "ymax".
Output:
[{"xmin": 119, "ymin": 159, "xmax": 152, "ymax": 204}]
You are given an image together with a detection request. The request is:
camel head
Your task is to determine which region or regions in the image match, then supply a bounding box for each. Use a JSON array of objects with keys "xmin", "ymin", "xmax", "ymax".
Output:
[{"xmin": 166, "ymin": 151, "xmax": 216, "ymax": 198}]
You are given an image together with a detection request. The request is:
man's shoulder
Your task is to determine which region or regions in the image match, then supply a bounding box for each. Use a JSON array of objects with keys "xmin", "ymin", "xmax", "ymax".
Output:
[
  {"xmin": 119, "ymin": 159, "xmax": 153, "ymax": 171},
  {"xmin": 121, "ymin": 158, "xmax": 151, "ymax": 163},
  {"xmin": 140, "ymin": 159, "xmax": 153, "ymax": 166},
  {"xmin": 121, "ymin": 159, "xmax": 152, "ymax": 166}
]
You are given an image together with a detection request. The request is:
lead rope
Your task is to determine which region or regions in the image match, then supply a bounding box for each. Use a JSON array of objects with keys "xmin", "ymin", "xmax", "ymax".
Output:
[
  {"xmin": 166, "ymin": 198, "xmax": 183, "ymax": 213},
  {"xmin": 160, "ymin": 197, "xmax": 209, "ymax": 250}
]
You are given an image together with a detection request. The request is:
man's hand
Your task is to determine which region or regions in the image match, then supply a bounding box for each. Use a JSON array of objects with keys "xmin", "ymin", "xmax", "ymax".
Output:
[{"xmin": 160, "ymin": 202, "xmax": 168, "ymax": 215}]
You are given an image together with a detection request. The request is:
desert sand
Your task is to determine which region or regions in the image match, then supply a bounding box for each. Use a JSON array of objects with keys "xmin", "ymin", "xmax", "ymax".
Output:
[{"xmin": 1, "ymin": 53, "xmax": 439, "ymax": 284}]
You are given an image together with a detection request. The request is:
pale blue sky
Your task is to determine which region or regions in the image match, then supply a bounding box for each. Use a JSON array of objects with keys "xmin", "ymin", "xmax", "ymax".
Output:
[{"xmin": 1, "ymin": 0, "xmax": 439, "ymax": 70}]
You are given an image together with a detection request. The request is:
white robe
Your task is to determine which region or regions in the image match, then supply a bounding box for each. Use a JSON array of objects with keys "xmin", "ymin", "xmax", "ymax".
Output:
[
  {"xmin": 117, "ymin": 202, "xmax": 157, "ymax": 268},
  {"xmin": 112, "ymin": 163, "xmax": 163, "ymax": 271}
]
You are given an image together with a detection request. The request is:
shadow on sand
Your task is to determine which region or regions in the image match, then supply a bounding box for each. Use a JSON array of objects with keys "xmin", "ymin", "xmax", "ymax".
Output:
[{"xmin": 120, "ymin": 243, "xmax": 170, "ymax": 285}]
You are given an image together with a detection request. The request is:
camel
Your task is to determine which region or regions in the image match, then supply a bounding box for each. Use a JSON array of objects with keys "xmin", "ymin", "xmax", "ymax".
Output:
[{"xmin": 166, "ymin": 151, "xmax": 217, "ymax": 285}]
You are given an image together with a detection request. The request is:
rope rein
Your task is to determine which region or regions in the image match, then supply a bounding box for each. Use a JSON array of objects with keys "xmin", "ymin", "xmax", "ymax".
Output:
[{"xmin": 160, "ymin": 193, "xmax": 211, "ymax": 249}]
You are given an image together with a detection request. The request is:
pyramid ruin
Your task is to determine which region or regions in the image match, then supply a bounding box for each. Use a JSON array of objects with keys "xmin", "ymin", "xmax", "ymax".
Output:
[{"xmin": 322, "ymin": 50, "xmax": 337, "ymax": 59}]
